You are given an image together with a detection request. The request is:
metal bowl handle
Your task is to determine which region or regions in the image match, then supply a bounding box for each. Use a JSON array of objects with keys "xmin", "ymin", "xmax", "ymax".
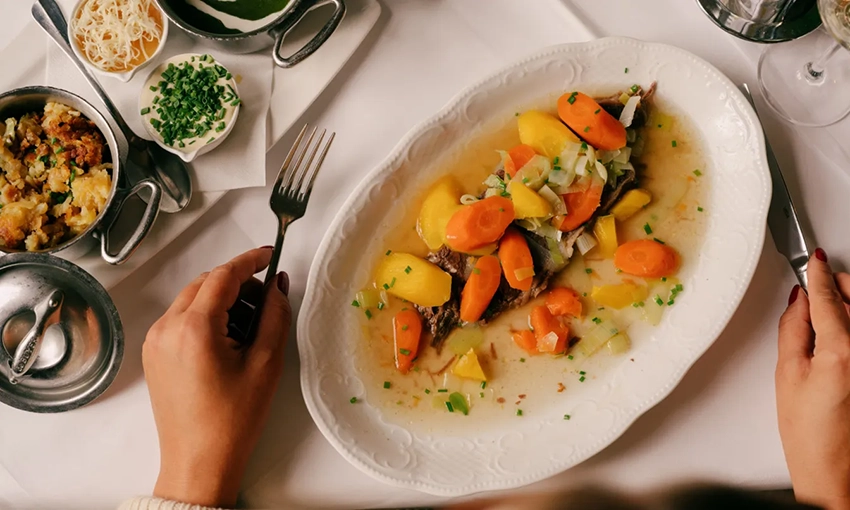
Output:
[
  {"xmin": 272, "ymin": 0, "xmax": 346, "ymax": 68},
  {"xmin": 100, "ymin": 179, "xmax": 162, "ymax": 265}
]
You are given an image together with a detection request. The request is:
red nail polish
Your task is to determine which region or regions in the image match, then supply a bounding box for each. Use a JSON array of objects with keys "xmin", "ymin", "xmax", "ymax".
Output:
[
  {"xmin": 788, "ymin": 285, "xmax": 801, "ymax": 306},
  {"xmin": 815, "ymin": 248, "xmax": 828, "ymax": 262},
  {"xmin": 277, "ymin": 272, "xmax": 290, "ymax": 295}
]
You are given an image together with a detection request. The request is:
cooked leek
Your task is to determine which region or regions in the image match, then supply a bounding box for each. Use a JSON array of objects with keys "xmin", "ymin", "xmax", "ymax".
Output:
[
  {"xmin": 546, "ymin": 237, "xmax": 566, "ymax": 267},
  {"xmin": 606, "ymin": 332, "xmax": 631, "ymax": 355},
  {"xmin": 614, "ymin": 147, "xmax": 632, "ymax": 164},
  {"xmin": 599, "ymin": 150, "xmax": 620, "ymax": 164},
  {"xmin": 460, "ymin": 194, "xmax": 479, "ymax": 205},
  {"xmin": 484, "ymin": 174, "xmax": 506, "ymax": 189},
  {"xmin": 446, "ymin": 326, "xmax": 484, "ymax": 355},
  {"xmin": 578, "ymin": 317, "xmax": 620, "ymax": 356},
  {"xmin": 538, "ymin": 185, "xmax": 567, "ymax": 216},
  {"xmin": 619, "ymin": 95, "xmax": 641, "ymax": 128},
  {"xmin": 538, "ymin": 331, "xmax": 560, "ymax": 353},
  {"xmin": 355, "ymin": 289, "xmax": 380, "ymax": 309},
  {"xmin": 514, "ymin": 155, "xmax": 552, "ymax": 191},
  {"xmin": 574, "ymin": 155, "xmax": 589, "ymax": 177},
  {"xmin": 594, "ymin": 160, "xmax": 609, "ymax": 184},
  {"xmin": 448, "ymin": 392, "xmax": 470, "ymax": 415},
  {"xmin": 576, "ymin": 232, "xmax": 597, "ymax": 255}
]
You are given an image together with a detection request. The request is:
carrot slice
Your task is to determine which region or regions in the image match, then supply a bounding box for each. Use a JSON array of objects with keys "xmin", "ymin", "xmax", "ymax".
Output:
[
  {"xmin": 498, "ymin": 227, "xmax": 534, "ymax": 291},
  {"xmin": 504, "ymin": 144, "xmax": 537, "ymax": 178},
  {"xmin": 546, "ymin": 287, "xmax": 583, "ymax": 318},
  {"xmin": 460, "ymin": 255, "xmax": 502, "ymax": 322},
  {"xmin": 558, "ymin": 184, "xmax": 603, "ymax": 232},
  {"xmin": 614, "ymin": 239, "xmax": 680, "ymax": 278},
  {"xmin": 530, "ymin": 305, "xmax": 569, "ymax": 354},
  {"xmin": 512, "ymin": 330, "xmax": 538, "ymax": 355},
  {"xmin": 557, "ymin": 92, "xmax": 627, "ymax": 151},
  {"xmin": 393, "ymin": 309, "xmax": 422, "ymax": 374},
  {"xmin": 445, "ymin": 196, "xmax": 515, "ymax": 252}
]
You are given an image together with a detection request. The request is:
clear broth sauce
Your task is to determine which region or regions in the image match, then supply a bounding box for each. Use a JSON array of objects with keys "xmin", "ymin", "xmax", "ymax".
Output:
[{"xmin": 355, "ymin": 105, "xmax": 708, "ymax": 434}]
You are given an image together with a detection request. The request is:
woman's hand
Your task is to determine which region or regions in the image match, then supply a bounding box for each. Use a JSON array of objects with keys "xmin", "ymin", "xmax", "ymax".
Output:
[
  {"xmin": 142, "ymin": 247, "xmax": 291, "ymax": 508},
  {"xmin": 777, "ymin": 248, "xmax": 850, "ymax": 510}
]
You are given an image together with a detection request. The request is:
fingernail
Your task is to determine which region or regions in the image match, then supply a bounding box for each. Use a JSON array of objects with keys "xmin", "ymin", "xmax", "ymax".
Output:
[
  {"xmin": 260, "ymin": 245, "xmax": 274, "ymax": 251},
  {"xmin": 788, "ymin": 285, "xmax": 801, "ymax": 306},
  {"xmin": 277, "ymin": 272, "xmax": 290, "ymax": 295},
  {"xmin": 815, "ymin": 248, "xmax": 828, "ymax": 262}
]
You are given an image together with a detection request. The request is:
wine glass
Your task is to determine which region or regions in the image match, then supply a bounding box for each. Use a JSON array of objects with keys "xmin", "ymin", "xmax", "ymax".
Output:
[{"xmin": 759, "ymin": 0, "xmax": 850, "ymax": 127}]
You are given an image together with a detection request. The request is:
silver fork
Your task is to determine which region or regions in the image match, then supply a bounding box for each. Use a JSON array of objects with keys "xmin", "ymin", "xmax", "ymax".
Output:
[
  {"xmin": 263, "ymin": 124, "xmax": 335, "ymax": 288},
  {"xmin": 227, "ymin": 124, "xmax": 334, "ymax": 343}
]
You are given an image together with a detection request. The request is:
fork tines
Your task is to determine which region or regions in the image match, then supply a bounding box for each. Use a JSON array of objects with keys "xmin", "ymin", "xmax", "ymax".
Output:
[{"xmin": 274, "ymin": 124, "xmax": 335, "ymax": 199}]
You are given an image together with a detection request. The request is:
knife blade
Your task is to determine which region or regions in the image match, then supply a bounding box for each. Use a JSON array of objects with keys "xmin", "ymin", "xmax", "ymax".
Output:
[{"xmin": 740, "ymin": 84, "xmax": 811, "ymax": 290}]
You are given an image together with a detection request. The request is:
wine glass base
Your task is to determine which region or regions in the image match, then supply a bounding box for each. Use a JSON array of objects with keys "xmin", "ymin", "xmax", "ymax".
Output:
[{"xmin": 759, "ymin": 29, "xmax": 850, "ymax": 127}]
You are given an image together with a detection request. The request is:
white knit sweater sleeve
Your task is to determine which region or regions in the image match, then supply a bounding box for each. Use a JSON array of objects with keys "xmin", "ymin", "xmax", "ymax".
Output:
[{"xmin": 117, "ymin": 497, "xmax": 225, "ymax": 510}]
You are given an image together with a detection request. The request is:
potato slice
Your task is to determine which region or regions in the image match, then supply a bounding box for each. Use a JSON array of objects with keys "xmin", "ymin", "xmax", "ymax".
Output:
[
  {"xmin": 518, "ymin": 110, "xmax": 580, "ymax": 159},
  {"xmin": 610, "ymin": 189, "xmax": 652, "ymax": 222},
  {"xmin": 375, "ymin": 253, "xmax": 452, "ymax": 307},
  {"xmin": 417, "ymin": 176, "xmax": 463, "ymax": 251},
  {"xmin": 452, "ymin": 348, "xmax": 487, "ymax": 382},
  {"xmin": 507, "ymin": 180, "xmax": 552, "ymax": 219}
]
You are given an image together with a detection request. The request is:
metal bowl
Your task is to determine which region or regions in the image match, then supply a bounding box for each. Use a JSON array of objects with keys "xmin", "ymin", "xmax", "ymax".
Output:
[
  {"xmin": 0, "ymin": 86, "xmax": 161, "ymax": 265},
  {"xmin": 155, "ymin": 0, "xmax": 346, "ymax": 68},
  {"xmin": 0, "ymin": 253, "xmax": 123, "ymax": 413}
]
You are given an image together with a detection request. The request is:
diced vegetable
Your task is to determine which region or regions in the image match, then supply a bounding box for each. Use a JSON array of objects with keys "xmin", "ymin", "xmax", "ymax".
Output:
[
  {"xmin": 606, "ymin": 332, "xmax": 631, "ymax": 355},
  {"xmin": 578, "ymin": 316, "xmax": 620, "ymax": 356},
  {"xmin": 512, "ymin": 330, "xmax": 538, "ymax": 355},
  {"xmin": 453, "ymin": 348, "xmax": 487, "ymax": 381},
  {"xmin": 376, "ymin": 253, "xmax": 452, "ymax": 307},
  {"xmin": 503, "ymin": 144, "xmax": 538, "ymax": 178},
  {"xmin": 591, "ymin": 282, "xmax": 649, "ymax": 309},
  {"xmin": 530, "ymin": 305, "xmax": 569, "ymax": 354},
  {"xmin": 517, "ymin": 110, "xmax": 580, "ymax": 159},
  {"xmin": 593, "ymin": 215, "xmax": 618, "ymax": 258},
  {"xmin": 537, "ymin": 185, "xmax": 567, "ymax": 216},
  {"xmin": 614, "ymin": 240, "xmax": 680, "ymax": 278},
  {"xmin": 417, "ymin": 176, "xmax": 463, "ymax": 250},
  {"xmin": 446, "ymin": 326, "xmax": 485, "ymax": 356},
  {"xmin": 393, "ymin": 309, "xmax": 422, "ymax": 374},
  {"xmin": 558, "ymin": 181, "xmax": 603, "ymax": 232},
  {"xmin": 460, "ymin": 255, "xmax": 502, "ymax": 323},
  {"xmin": 619, "ymin": 95, "xmax": 641, "ymax": 128},
  {"xmin": 448, "ymin": 392, "xmax": 470, "ymax": 415},
  {"xmin": 354, "ymin": 289, "xmax": 380, "ymax": 309},
  {"xmin": 546, "ymin": 237, "xmax": 566, "ymax": 268},
  {"xmin": 499, "ymin": 227, "xmax": 535, "ymax": 291},
  {"xmin": 445, "ymin": 196, "xmax": 515, "ymax": 252},
  {"xmin": 610, "ymin": 189, "xmax": 652, "ymax": 221},
  {"xmin": 557, "ymin": 92, "xmax": 627, "ymax": 151},
  {"xmin": 576, "ymin": 231, "xmax": 598, "ymax": 255},
  {"xmin": 546, "ymin": 287, "xmax": 583, "ymax": 317},
  {"xmin": 507, "ymin": 180, "xmax": 553, "ymax": 219}
]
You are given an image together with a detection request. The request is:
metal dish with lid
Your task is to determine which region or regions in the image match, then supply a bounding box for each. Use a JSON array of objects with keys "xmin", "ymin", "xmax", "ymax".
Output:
[
  {"xmin": 155, "ymin": 0, "xmax": 346, "ymax": 68},
  {"xmin": 0, "ymin": 253, "xmax": 123, "ymax": 413}
]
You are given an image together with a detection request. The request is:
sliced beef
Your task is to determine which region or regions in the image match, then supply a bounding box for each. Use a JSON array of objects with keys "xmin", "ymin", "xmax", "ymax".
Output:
[
  {"xmin": 600, "ymin": 165, "xmax": 637, "ymax": 213},
  {"xmin": 414, "ymin": 247, "xmax": 471, "ymax": 350},
  {"xmin": 480, "ymin": 269, "xmax": 553, "ymax": 325}
]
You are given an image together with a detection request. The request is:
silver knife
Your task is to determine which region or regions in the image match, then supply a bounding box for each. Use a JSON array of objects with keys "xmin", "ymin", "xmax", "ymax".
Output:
[{"xmin": 740, "ymin": 84, "xmax": 811, "ymax": 290}]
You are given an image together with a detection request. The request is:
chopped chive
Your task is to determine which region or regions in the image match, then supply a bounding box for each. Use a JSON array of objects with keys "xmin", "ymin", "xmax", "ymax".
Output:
[
  {"xmin": 579, "ymin": 371, "xmax": 586, "ymax": 375},
  {"xmin": 694, "ymin": 169, "xmax": 702, "ymax": 176},
  {"xmin": 383, "ymin": 381, "xmax": 391, "ymax": 389},
  {"xmin": 481, "ymin": 381, "xmax": 487, "ymax": 389},
  {"xmin": 446, "ymin": 402, "xmax": 454, "ymax": 413},
  {"xmin": 385, "ymin": 249, "xmax": 392, "ymax": 255},
  {"xmin": 624, "ymin": 67, "xmax": 629, "ymax": 74},
  {"xmin": 404, "ymin": 266, "xmax": 412, "ymax": 274},
  {"xmin": 668, "ymin": 299, "xmax": 675, "ymax": 306},
  {"xmin": 473, "ymin": 267, "xmax": 481, "ymax": 275},
  {"xmin": 582, "ymin": 293, "xmax": 587, "ymax": 297},
  {"xmin": 698, "ymin": 206, "xmax": 704, "ymax": 212},
  {"xmin": 520, "ymin": 358, "xmax": 526, "ymax": 363},
  {"xmin": 675, "ymin": 284, "xmax": 684, "ymax": 292},
  {"xmin": 390, "ymin": 277, "xmax": 397, "ymax": 288},
  {"xmin": 585, "ymin": 268, "xmax": 593, "ymax": 274},
  {"xmin": 564, "ymin": 414, "xmax": 571, "ymax": 420},
  {"xmin": 661, "ymin": 277, "xmax": 667, "ymax": 282},
  {"xmin": 584, "ymin": 126, "xmax": 590, "ymax": 133},
  {"xmin": 425, "ymin": 389, "xmax": 431, "ymax": 394},
  {"xmin": 377, "ymin": 302, "xmax": 385, "ymax": 310},
  {"xmin": 480, "ymin": 392, "xmax": 485, "ymax": 398},
  {"xmin": 592, "ymin": 317, "xmax": 601, "ymax": 324},
  {"xmin": 581, "ymin": 141, "xmax": 588, "ymax": 151},
  {"xmin": 567, "ymin": 92, "xmax": 578, "ymax": 104},
  {"xmin": 438, "ymin": 389, "xmax": 448, "ymax": 393},
  {"xmin": 522, "ymin": 177, "xmax": 530, "ymax": 184},
  {"xmin": 672, "ymin": 140, "xmax": 678, "ymax": 148},
  {"xmin": 516, "ymin": 409, "xmax": 523, "ymax": 416},
  {"xmin": 382, "ymin": 283, "xmax": 390, "ymax": 290},
  {"xmin": 655, "ymin": 295, "xmax": 664, "ymax": 306},
  {"xmin": 594, "ymin": 108, "xmax": 601, "ymax": 114},
  {"xmin": 350, "ymin": 397, "xmax": 357, "ymax": 404},
  {"xmin": 553, "ymin": 156, "xmax": 560, "ymax": 164},
  {"xmin": 140, "ymin": 107, "xmax": 150, "ymax": 115},
  {"xmin": 568, "ymin": 355, "xmax": 574, "ymax": 360},
  {"xmin": 630, "ymin": 84, "xmax": 639, "ymax": 93},
  {"xmin": 653, "ymin": 238, "xmax": 665, "ymax": 244},
  {"xmin": 365, "ymin": 310, "xmax": 372, "ymax": 319},
  {"xmin": 400, "ymin": 348, "xmax": 411, "ymax": 355},
  {"xmin": 579, "ymin": 376, "xmax": 586, "ymax": 382},
  {"xmin": 515, "ymin": 112, "xmax": 519, "ymax": 116},
  {"xmin": 643, "ymin": 223, "xmax": 653, "ymax": 235},
  {"xmin": 351, "ymin": 300, "xmax": 360, "ymax": 307},
  {"xmin": 402, "ymin": 325, "xmax": 409, "ymax": 331}
]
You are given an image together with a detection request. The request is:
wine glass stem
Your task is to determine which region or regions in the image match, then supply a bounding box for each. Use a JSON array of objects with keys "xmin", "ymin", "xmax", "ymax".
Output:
[{"xmin": 806, "ymin": 41, "xmax": 842, "ymax": 81}]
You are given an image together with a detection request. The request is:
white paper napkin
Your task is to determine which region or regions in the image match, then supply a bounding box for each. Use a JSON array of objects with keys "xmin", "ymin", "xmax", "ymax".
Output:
[{"xmin": 44, "ymin": 0, "xmax": 272, "ymax": 192}]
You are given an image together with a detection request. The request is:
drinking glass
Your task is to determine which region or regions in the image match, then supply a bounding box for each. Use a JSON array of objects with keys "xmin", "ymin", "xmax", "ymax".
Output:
[{"xmin": 759, "ymin": 0, "xmax": 850, "ymax": 126}]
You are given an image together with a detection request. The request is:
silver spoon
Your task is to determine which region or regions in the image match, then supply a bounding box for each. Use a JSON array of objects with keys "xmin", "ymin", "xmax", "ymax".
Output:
[{"xmin": 32, "ymin": 0, "xmax": 192, "ymax": 213}]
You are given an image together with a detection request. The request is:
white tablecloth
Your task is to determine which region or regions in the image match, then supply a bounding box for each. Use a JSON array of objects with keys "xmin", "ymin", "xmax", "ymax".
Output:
[{"xmin": 5, "ymin": 0, "xmax": 847, "ymax": 508}]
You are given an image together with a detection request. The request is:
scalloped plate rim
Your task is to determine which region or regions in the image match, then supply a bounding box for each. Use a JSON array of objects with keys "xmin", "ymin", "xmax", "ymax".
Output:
[{"xmin": 297, "ymin": 36, "xmax": 770, "ymax": 496}]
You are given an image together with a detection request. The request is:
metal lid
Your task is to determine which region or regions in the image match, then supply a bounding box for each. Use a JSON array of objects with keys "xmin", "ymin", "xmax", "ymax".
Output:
[{"xmin": 0, "ymin": 253, "xmax": 123, "ymax": 413}]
